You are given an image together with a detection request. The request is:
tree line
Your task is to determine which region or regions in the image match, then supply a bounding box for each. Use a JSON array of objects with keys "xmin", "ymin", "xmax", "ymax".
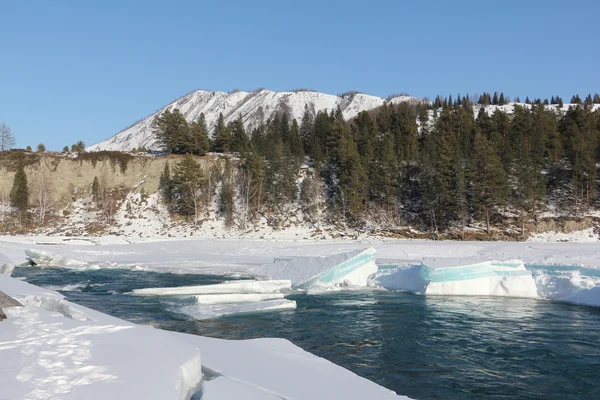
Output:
[{"xmin": 154, "ymin": 96, "xmax": 600, "ymax": 235}]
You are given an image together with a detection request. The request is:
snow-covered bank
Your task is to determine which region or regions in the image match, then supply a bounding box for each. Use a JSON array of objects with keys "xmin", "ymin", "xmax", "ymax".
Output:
[
  {"xmin": 0, "ymin": 275, "xmax": 203, "ymax": 400},
  {"xmin": 0, "ymin": 274, "xmax": 407, "ymax": 400}
]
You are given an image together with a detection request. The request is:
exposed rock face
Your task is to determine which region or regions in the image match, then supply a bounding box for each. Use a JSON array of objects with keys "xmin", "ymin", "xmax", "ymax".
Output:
[
  {"xmin": 0, "ymin": 153, "xmax": 214, "ymax": 205},
  {"xmin": 0, "ymin": 290, "xmax": 22, "ymax": 321}
]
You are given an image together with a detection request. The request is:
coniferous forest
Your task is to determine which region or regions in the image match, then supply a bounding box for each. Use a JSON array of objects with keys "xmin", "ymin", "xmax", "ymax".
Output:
[{"xmin": 154, "ymin": 93, "xmax": 600, "ymax": 238}]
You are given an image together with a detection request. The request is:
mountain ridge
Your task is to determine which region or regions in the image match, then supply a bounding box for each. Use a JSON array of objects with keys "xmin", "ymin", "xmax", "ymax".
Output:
[{"xmin": 88, "ymin": 89, "xmax": 421, "ymax": 152}]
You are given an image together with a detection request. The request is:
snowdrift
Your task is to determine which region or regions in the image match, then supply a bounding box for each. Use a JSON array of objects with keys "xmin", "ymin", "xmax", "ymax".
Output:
[{"xmin": 253, "ymin": 247, "xmax": 379, "ymax": 291}]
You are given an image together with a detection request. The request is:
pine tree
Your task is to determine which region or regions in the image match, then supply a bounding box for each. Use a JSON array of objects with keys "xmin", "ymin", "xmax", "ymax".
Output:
[
  {"xmin": 36, "ymin": 143, "xmax": 46, "ymax": 153},
  {"xmin": 498, "ymin": 92, "xmax": 505, "ymax": 105},
  {"xmin": 154, "ymin": 109, "xmax": 190, "ymax": 154},
  {"xmin": 593, "ymin": 93, "xmax": 600, "ymax": 104},
  {"xmin": 10, "ymin": 162, "xmax": 29, "ymax": 218},
  {"xmin": 71, "ymin": 140, "xmax": 85, "ymax": 153},
  {"xmin": 171, "ymin": 155, "xmax": 205, "ymax": 222}
]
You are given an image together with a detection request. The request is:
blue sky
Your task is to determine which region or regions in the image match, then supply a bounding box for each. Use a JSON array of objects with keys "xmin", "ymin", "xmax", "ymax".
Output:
[{"xmin": 0, "ymin": 1, "xmax": 598, "ymax": 150}]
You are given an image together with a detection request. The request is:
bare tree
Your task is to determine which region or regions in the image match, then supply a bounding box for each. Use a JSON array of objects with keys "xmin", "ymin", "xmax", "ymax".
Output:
[
  {"xmin": 299, "ymin": 170, "xmax": 325, "ymax": 229},
  {"xmin": 0, "ymin": 123, "xmax": 15, "ymax": 152},
  {"xmin": 32, "ymin": 172, "xmax": 53, "ymax": 225},
  {"xmin": 0, "ymin": 189, "xmax": 10, "ymax": 225}
]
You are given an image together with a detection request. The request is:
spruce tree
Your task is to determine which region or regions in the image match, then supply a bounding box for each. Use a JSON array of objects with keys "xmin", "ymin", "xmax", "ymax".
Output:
[
  {"xmin": 212, "ymin": 113, "xmax": 231, "ymax": 153},
  {"xmin": 10, "ymin": 162, "xmax": 29, "ymax": 217},
  {"xmin": 189, "ymin": 114, "xmax": 211, "ymax": 155},
  {"xmin": 471, "ymin": 131, "xmax": 510, "ymax": 233},
  {"xmin": 91, "ymin": 176, "xmax": 100, "ymax": 200},
  {"xmin": 229, "ymin": 115, "xmax": 249, "ymax": 154},
  {"xmin": 158, "ymin": 162, "xmax": 174, "ymax": 211},
  {"xmin": 352, "ymin": 111, "xmax": 375, "ymax": 171},
  {"xmin": 337, "ymin": 125, "xmax": 367, "ymax": 218},
  {"xmin": 300, "ymin": 106, "xmax": 314, "ymax": 156},
  {"xmin": 218, "ymin": 159, "xmax": 236, "ymax": 228}
]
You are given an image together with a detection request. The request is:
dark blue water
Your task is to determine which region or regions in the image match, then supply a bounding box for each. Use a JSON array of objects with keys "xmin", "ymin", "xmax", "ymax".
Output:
[{"xmin": 13, "ymin": 267, "xmax": 600, "ymax": 400}]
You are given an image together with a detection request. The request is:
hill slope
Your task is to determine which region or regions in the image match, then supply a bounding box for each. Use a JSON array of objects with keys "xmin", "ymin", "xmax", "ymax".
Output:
[{"xmin": 89, "ymin": 89, "xmax": 420, "ymax": 152}]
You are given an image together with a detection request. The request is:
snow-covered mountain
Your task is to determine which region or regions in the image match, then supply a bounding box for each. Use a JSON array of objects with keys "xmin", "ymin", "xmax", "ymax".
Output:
[{"xmin": 89, "ymin": 89, "xmax": 421, "ymax": 151}]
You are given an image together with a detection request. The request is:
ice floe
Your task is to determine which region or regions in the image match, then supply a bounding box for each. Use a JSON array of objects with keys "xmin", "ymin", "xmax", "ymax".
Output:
[
  {"xmin": 132, "ymin": 279, "xmax": 293, "ymax": 319},
  {"xmin": 179, "ymin": 299, "xmax": 297, "ymax": 320},
  {"xmin": 253, "ymin": 247, "xmax": 379, "ymax": 291},
  {"xmin": 374, "ymin": 258, "xmax": 539, "ymax": 298},
  {"xmin": 528, "ymin": 265, "xmax": 600, "ymax": 307},
  {"xmin": 194, "ymin": 293, "xmax": 285, "ymax": 305},
  {"xmin": 131, "ymin": 279, "xmax": 291, "ymax": 296}
]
